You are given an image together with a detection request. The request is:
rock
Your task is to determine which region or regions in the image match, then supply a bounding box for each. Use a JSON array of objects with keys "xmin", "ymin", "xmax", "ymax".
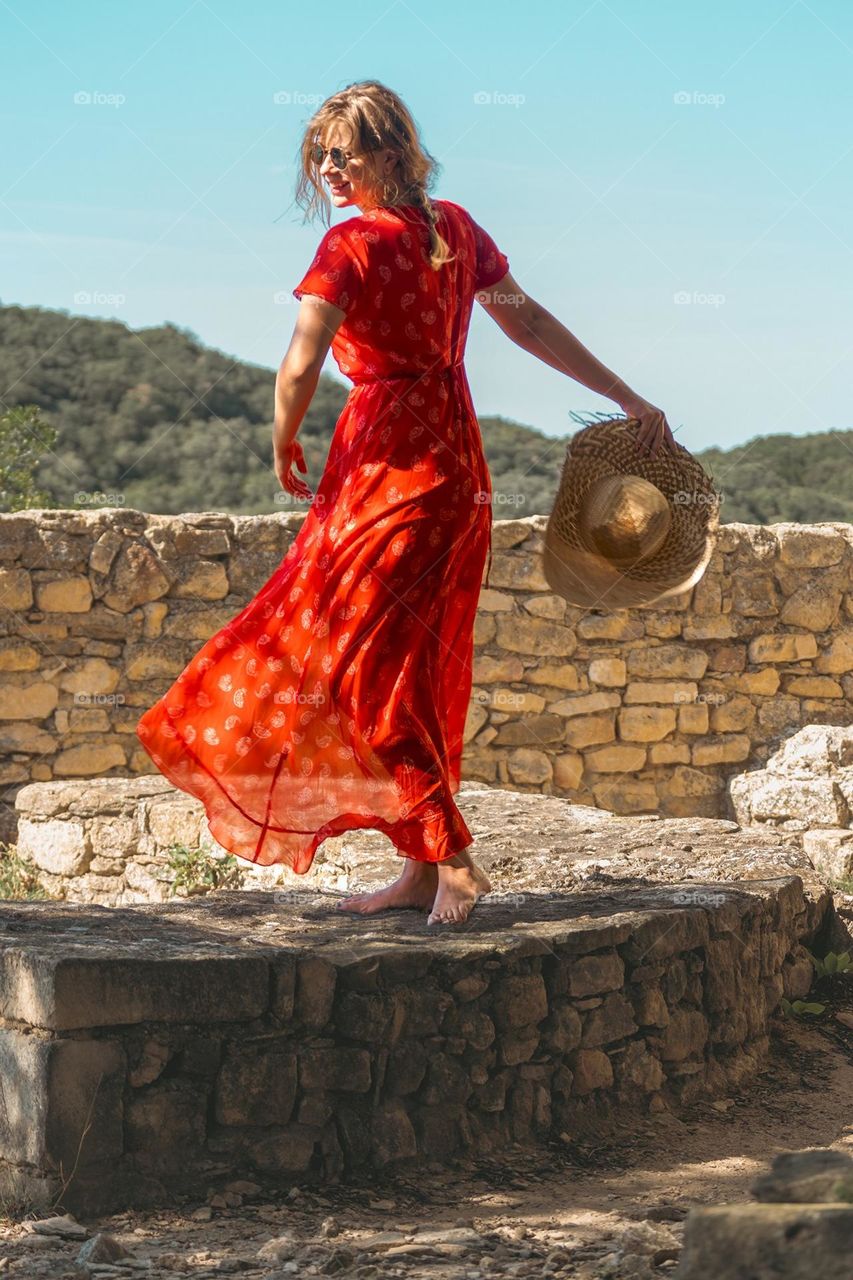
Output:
[
  {"xmin": 677, "ymin": 1204, "xmax": 853, "ymax": 1278},
  {"xmin": 803, "ymin": 828, "xmax": 853, "ymax": 882},
  {"xmin": 570, "ymin": 1048, "xmax": 614, "ymax": 1094},
  {"xmin": 319, "ymin": 1246, "xmax": 356, "ymax": 1273},
  {"xmin": 257, "ymin": 1233, "xmax": 298, "ymax": 1261},
  {"xmin": 752, "ymin": 1149, "xmax": 853, "ymax": 1204},
  {"xmin": 356, "ymin": 1231, "xmax": 409, "ymax": 1251},
  {"xmin": 24, "ymin": 1215, "xmax": 88, "ymax": 1239},
  {"xmin": 729, "ymin": 725, "xmax": 853, "ymax": 829},
  {"xmin": 491, "ymin": 975, "xmax": 548, "ymax": 1030},
  {"xmin": 580, "ymin": 992, "xmax": 638, "ymax": 1046},
  {"xmin": 566, "ymin": 951, "xmax": 625, "ymax": 998},
  {"xmin": 75, "ymin": 1232, "xmax": 132, "ymax": 1265}
]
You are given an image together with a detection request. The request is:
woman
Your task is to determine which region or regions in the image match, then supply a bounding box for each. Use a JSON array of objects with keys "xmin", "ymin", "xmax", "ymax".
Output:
[{"xmin": 136, "ymin": 79, "xmax": 675, "ymax": 927}]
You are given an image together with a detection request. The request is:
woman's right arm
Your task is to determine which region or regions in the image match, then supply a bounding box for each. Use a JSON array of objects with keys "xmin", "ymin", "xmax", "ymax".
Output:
[
  {"xmin": 273, "ymin": 295, "xmax": 346, "ymax": 498},
  {"xmin": 476, "ymin": 272, "xmax": 677, "ymax": 458}
]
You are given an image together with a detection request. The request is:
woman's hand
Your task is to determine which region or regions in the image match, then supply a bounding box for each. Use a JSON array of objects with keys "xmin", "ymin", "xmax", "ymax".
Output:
[
  {"xmin": 617, "ymin": 391, "xmax": 678, "ymax": 458},
  {"xmin": 275, "ymin": 438, "xmax": 314, "ymax": 502}
]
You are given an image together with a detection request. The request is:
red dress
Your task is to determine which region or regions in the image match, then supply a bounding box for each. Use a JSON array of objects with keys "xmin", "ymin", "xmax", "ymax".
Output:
[{"xmin": 136, "ymin": 198, "xmax": 509, "ymax": 873}]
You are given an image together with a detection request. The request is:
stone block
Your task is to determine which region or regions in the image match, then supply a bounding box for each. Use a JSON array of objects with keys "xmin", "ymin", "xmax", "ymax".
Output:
[
  {"xmin": 298, "ymin": 1046, "xmax": 371, "ymax": 1093},
  {"xmin": 748, "ymin": 633, "xmax": 818, "ymax": 663},
  {"xmin": 588, "ymin": 657, "xmax": 627, "ymax": 686},
  {"xmin": 691, "ymin": 734, "xmax": 751, "ymax": 766},
  {"xmin": 563, "ymin": 712, "xmax": 617, "ymax": 749},
  {"xmin": 803, "ymin": 828, "xmax": 853, "ymax": 881},
  {"xmin": 659, "ymin": 1010, "xmax": 709, "ymax": 1062},
  {"xmin": 630, "ymin": 984, "xmax": 670, "ymax": 1028},
  {"xmin": 491, "ymin": 974, "xmax": 548, "ymax": 1030},
  {"xmin": 624, "ymin": 680, "xmax": 698, "ymax": 705},
  {"xmin": 580, "ymin": 992, "xmax": 637, "ymax": 1047},
  {"xmin": 550, "ymin": 691, "xmax": 622, "ymax": 718},
  {"xmin": 678, "ymin": 1204, "xmax": 853, "ymax": 1279},
  {"xmin": 0, "ymin": 1032, "xmax": 125, "ymax": 1169},
  {"xmin": 385, "ymin": 1041, "xmax": 428, "ymax": 1096},
  {"xmin": 570, "ymin": 1049, "xmax": 614, "ymax": 1094},
  {"xmin": 371, "ymin": 1101, "xmax": 417, "ymax": 1165},
  {"xmin": 0, "ymin": 952, "xmax": 270, "ymax": 1032},
  {"xmin": 126, "ymin": 1081, "xmax": 206, "ymax": 1154},
  {"xmin": 215, "ymin": 1043, "xmax": 297, "ymax": 1125},
  {"xmin": 566, "ymin": 951, "xmax": 625, "ymax": 998},
  {"xmin": 626, "ymin": 645, "xmax": 709, "ymax": 679},
  {"xmin": 336, "ymin": 991, "xmax": 403, "ymax": 1043},
  {"xmin": 294, "ymin": 957, "xmax": 337, "ymax": 1029},
  {"xmin": 584, "ymin": 744, "xmax": 647, "ymax": 772},
  {"xmin": 753, "ymin": 1149, "xmax": 853, "ymax": 1204},
  {"xmin": 617, "ymin": 706, "xmax": 677, "ymax": 742},
  {"xmin": 495, "ymin": 615, "xmax": 576, "ymax": 658},
  {"xmin": 498, "ymin": 1026, "xmax": 540, "ymax": 1066}
]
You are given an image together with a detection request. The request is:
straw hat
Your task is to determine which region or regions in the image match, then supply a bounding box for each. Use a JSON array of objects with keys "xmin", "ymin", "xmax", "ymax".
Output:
[{"xmin": 542, "ymin": 413, "xmax": 721, "ymax": 610}]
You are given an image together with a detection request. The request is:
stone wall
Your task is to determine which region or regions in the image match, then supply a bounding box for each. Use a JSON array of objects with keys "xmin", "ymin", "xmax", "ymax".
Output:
[
  {"xmin": 0, "ymin": 873, "xmax": 831, "ymax": 1215},
  {"xmin": 1, "ymin": 509, "xmax": 852, "ymax": 832}
]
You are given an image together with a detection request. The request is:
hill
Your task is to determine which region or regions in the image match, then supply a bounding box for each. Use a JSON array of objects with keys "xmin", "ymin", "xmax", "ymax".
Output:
[{"xmin": 1, "ymin": 303, "xmax": 851, "ymax": 523}]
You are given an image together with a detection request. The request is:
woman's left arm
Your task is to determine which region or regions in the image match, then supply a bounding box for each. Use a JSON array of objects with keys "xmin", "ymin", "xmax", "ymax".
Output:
[{"xmin": 477, "ymin": 271, "xmax": 678, "ymax": 458}]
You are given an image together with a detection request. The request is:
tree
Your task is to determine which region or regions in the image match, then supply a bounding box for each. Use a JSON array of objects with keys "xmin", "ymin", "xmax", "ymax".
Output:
[{"xmin": 0, "ymin": 404, "xmax": 58, "ymax": 512}]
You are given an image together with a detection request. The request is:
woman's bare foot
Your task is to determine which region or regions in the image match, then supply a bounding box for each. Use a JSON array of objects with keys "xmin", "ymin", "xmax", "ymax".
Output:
[
  {"xmin": 335, "ymin": 857, "xmax": 438, "ymax": 915},
  {"xmin": 428, "ymin": 849, "xmax": 491, "ymax": 926}
]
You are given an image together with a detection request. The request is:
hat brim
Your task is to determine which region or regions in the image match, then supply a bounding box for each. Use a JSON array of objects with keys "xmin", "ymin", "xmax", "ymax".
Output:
[
  {"xmin": 543, "ymin": 516, "xmax": 719, "ymax": 609},
  {"xmin": 543, "ymin": 416, "xmax": 722, "ymax": 610}
]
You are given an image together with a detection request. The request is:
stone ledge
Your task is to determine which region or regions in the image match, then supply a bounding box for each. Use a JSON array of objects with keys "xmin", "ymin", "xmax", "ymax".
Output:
[{"xmin": 0, "ymin": 866, "xmax": 835, "ymax": 1217}]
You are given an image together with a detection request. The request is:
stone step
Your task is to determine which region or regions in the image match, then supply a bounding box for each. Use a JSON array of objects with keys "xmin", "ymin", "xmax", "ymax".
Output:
[{"xmin": 0, "ymin": 869, "xmax": 833, "ymax": 1217}]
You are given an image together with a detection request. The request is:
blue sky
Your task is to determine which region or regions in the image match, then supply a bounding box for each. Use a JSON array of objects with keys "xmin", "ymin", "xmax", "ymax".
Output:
[{"xmin": 2, "ymin": 0, "xmax": 851, "ymax": 451}]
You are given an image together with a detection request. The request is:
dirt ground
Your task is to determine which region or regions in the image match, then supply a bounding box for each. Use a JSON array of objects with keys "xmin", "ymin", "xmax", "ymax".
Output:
[{"xmin": 4, "ymin": 1012, "xmax": 853, "ymax": 1279}]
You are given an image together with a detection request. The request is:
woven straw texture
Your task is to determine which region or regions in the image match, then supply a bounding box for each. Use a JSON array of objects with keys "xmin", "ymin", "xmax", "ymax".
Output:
[{"xmin": 543, "ymin": 414, "xmax": 721, "ymax": 610}]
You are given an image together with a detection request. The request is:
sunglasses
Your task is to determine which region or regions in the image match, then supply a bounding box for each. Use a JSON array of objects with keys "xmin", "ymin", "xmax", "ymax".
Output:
[{"xmin": 311, "ymin": 142, "xmax": 380, "ymax": 171}]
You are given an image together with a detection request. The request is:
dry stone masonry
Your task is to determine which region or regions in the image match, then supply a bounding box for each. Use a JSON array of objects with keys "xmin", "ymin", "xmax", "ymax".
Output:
[
  {"xmin": 0, "ymin": 829, "xmax": 834, "ymax": 1216},
  {"xmin": 1, "ymin": 510, "xmax": 852, "ymax": 837}
]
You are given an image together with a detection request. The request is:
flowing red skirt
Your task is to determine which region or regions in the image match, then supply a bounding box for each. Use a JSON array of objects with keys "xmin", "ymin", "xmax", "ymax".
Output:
[{"xmin": 136, "ymin": 365, "xmax": 493, "ymax": 874}]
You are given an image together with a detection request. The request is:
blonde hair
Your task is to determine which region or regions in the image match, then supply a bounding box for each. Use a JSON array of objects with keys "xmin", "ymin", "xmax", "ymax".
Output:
[{"xmin": 294, "ymin": 80, "xmax": 455, "ymax": 271}]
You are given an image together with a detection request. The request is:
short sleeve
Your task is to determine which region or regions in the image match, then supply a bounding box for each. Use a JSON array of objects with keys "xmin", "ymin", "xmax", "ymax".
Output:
[
  {"xmin": 292, "ymin": 225, "xmax": 363, "ymax": 315},
  {"xmin": 469, "ymin": 214, "xmax": 510, "ymax": 290}
]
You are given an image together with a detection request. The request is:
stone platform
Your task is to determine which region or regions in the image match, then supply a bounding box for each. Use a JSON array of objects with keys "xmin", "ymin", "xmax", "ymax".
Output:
[{"xmin": 0, "ymin": 828, "xmax": 838, "ymax": 1216}]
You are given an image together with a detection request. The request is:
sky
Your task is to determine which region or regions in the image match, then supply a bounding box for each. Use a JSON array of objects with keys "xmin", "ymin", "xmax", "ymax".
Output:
[{"xmin": 2, "ymin": 0, "xmax": 852, "ymax": 452}]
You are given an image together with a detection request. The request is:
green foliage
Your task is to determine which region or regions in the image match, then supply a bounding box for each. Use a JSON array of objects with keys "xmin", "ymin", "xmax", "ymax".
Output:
[
  {"xmin": 779, "ymin": 997, "xmax": 826, "ymax": 1018},
  {"xmin": 809, "ymin": 950, "xmax": 853, "ymax": 978},
  {"xmin": 165, "ymin": 842, "xmax": 246, "ymax": 896},
  {"xmin": 0, "ymin": 403, "xmax": 59, "ymax": 512},
  {"xmin": 0, "ymin": 842, "xmax": 49, "ymax": 899},
  {"xmin": 3, "ymin": 303, "xmax": 853, "ymax": 521}
]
